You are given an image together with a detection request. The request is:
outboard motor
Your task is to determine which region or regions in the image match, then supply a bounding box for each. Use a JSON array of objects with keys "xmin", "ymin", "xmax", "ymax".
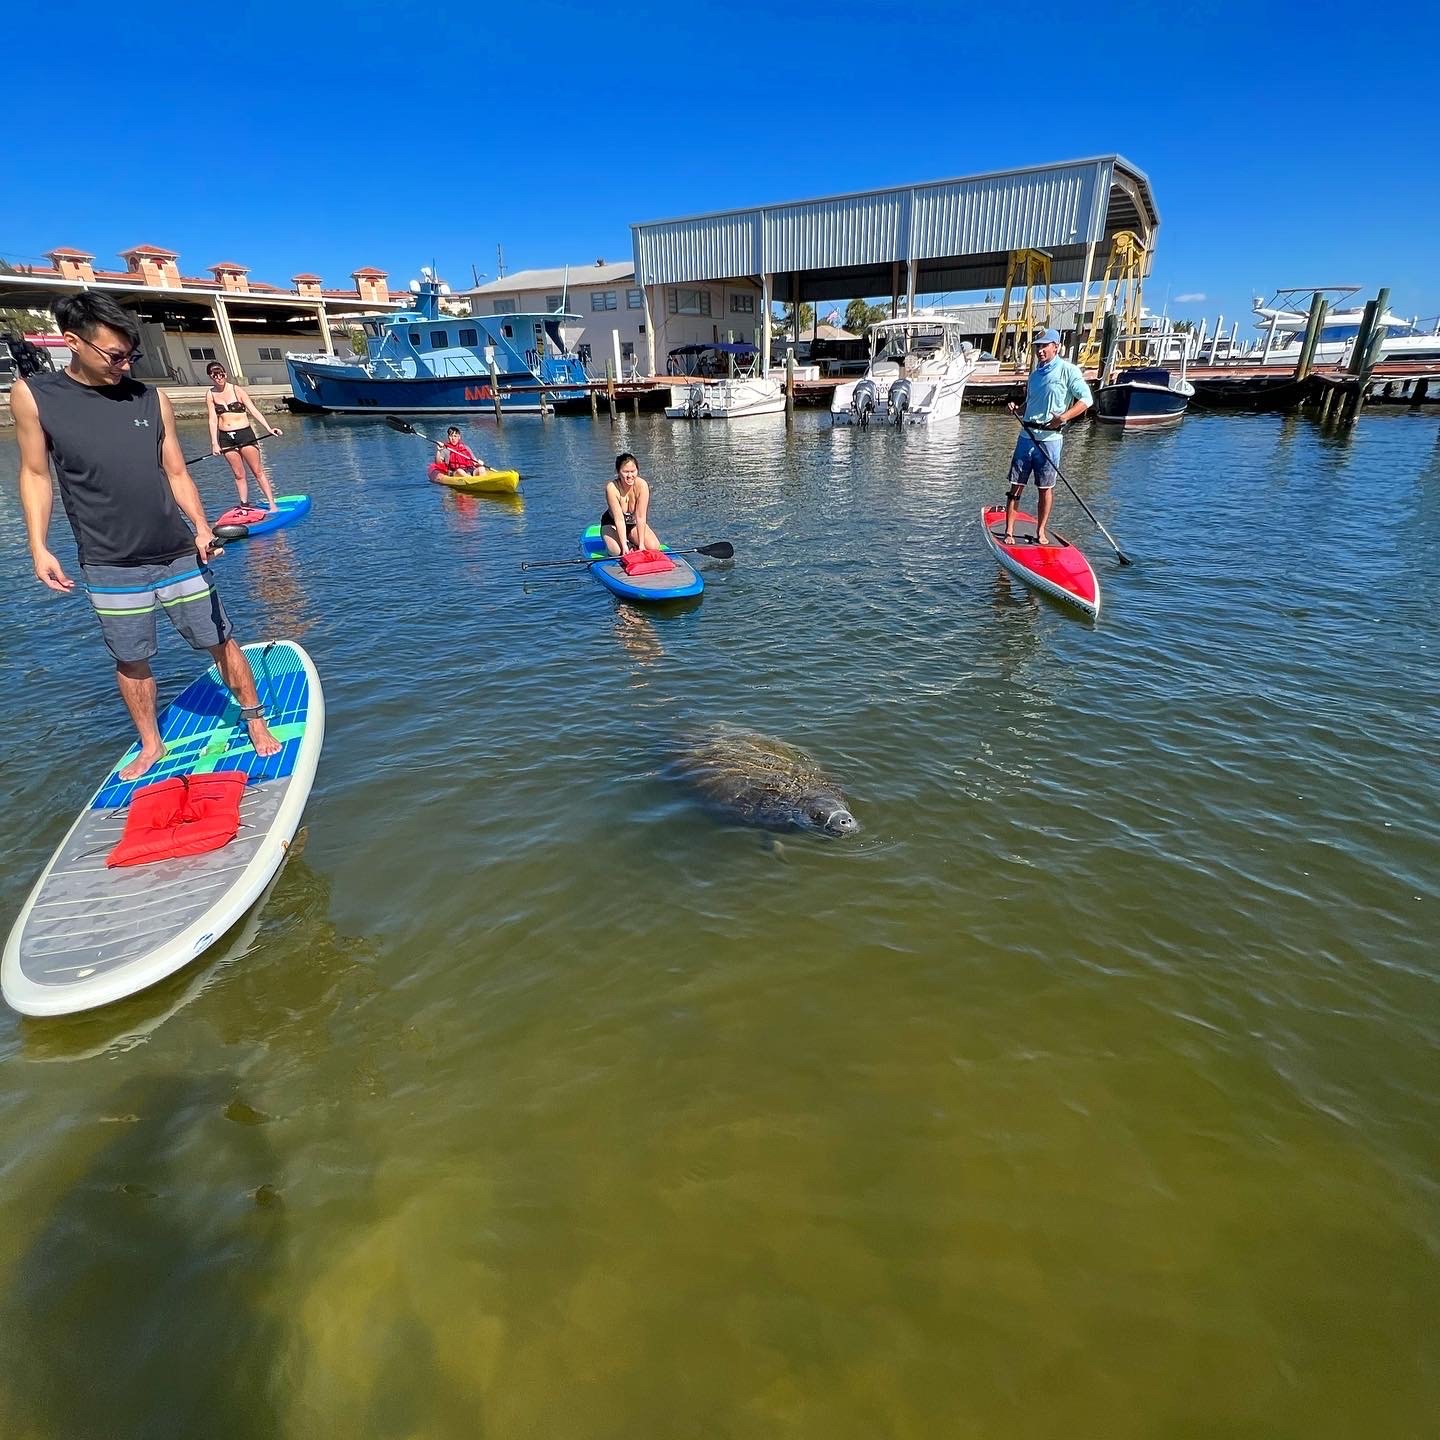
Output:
[
  {"xmin": 685, "ymin": 383, "xmax": 704, "ymax": 419},
  {"xmin": 852, "ymin": 377, "xmax": 878, "ymax": 428},
  {"xmin": 889, "ymin": 377, "xmax": 912, "ymax": 425}
]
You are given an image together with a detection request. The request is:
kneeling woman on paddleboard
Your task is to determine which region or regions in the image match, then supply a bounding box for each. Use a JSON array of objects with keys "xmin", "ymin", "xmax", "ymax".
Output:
[{"xmin": 601, "ymin": 452, "xmax": 663, "ymax": 557}]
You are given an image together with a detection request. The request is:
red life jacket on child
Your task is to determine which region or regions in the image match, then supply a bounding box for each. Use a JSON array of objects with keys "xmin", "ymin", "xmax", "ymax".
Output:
[{"xmin": 441, "ymin": 440, "xmax": 477, "ymax": 472}]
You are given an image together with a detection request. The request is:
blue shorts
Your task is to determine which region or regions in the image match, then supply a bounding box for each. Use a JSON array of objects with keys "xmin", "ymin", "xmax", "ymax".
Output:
[
  {"xmin": 81, "ymin": 554, "xmax": 233, "ymax": 664},
  {"xmin": 1007, "ymin": 433, "xmax": 1061, "ymax": 490}
]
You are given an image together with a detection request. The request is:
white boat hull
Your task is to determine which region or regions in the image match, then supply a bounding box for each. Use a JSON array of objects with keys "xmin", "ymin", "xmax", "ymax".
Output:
[
  {"xmin": 666, "ymin": 377, "xmax": 785, "ymax": 419},
  {"xmin": 831, "ymin": 374, "xmax": 971, "ymax": 425}
]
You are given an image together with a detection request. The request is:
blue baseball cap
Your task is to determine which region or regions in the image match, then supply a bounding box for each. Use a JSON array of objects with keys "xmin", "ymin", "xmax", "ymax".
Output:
[{"xmin": 1033, "ymin": 328, "xmax": 1061, "ymax": 347}]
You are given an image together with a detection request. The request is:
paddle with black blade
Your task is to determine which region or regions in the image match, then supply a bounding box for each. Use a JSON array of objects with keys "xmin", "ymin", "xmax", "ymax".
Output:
[
  {"xmin": 386, "ymin": 414, "xmax": 498, "ymax": 481},
  {"xmin": 520, "ymin": 542, "xmax": 734, "ymax": 571},
  {"xmin": 384, "ymin": 415, "xmax": 440, "ymax": 447},
  {"xmin": 1012, "ymin": 412, "xmax": 1133, "ymax": 566}
]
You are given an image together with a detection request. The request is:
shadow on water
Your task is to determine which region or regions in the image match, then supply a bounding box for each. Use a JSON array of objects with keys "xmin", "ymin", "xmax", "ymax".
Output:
[{"xmin": 0, "ymin": 1071, "xmax": 285, "ymax": 1440}]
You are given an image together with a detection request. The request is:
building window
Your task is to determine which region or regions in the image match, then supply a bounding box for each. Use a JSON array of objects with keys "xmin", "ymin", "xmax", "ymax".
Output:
[
  {"xmin": 730, "ymin": 293, "xmax": 755, "ymax": 314},
  {"xmin": 668, "ymin": 288, "xmax": 711, "ymax": 317},
  {"xmin": 621, "ymin": 341, "xmax": 635, "ymax": 359},
  {"xmin": 627, "ymin": 288, "xmax": 644, "ymax": 309},
  {"xmin": 188, "ymin": 346, "xmax": 217, "ymax": 361},
  {"xmin": 430, "ymin": 331, "xmax": 449, "ymax": 348},
  {"xmin": 257, "ymin": 346, "xmax": 283, "ymax": 361},
  {"xmin": 545, "ymin": 293, "xmax": 564, "ymax": 311},
  {"xmin": 591, "ymin": 291, "xmax": 617, "ymax": 311},
  {"xmin": 459, "ymin": 328, "xmax": 478, "ymax": 346},
  {"xmin": 493, "ymin": 299, "xmax": 516, "ymax": 314}
]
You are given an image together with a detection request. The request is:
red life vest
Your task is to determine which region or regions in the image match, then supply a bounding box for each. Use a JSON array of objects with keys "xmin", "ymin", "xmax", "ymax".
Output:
[
  {"xmin": 107, "ymin": 771, "xmax": 249, "ymax": 867},
  {"xmin": 441, "ymin": 440, "xmax": 477, "ymax": 472},
  {"xmin": 620, "ymin": 548, "xmax": 675, "ymax": 576}
]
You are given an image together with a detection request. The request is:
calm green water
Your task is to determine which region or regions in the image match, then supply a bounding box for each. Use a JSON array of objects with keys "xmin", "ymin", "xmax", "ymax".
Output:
[{"xmin": 1, "ymin": 404, "xmax": 1437, "ymax": 1438}]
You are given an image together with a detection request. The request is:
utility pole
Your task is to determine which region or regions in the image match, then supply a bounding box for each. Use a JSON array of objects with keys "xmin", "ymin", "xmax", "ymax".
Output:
[{"xmin": 496, "ymin": 244, "xmax": 506, "ymax": 280}]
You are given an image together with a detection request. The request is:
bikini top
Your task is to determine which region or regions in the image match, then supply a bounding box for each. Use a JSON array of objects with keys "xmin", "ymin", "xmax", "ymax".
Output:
[{"xmin": 212, "ymin": 389, "xmax": 246, "ymax": 416}]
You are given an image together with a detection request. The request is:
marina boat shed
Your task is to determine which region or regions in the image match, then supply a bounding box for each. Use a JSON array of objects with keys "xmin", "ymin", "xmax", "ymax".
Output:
[
  {"xmin": 0, "ymin": 246, "xmax": 408, "ymax": 385},
  {"xmin": 630, "ymin": 155, "xmax": 1158, "ymax": 374}
]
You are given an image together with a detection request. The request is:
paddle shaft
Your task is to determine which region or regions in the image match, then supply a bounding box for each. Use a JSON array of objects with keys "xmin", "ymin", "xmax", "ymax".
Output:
[
  {"xmin": 520, "ymin": 541, "xmax": 733, "ymax": 571},
  {"xmin": 184, "ymin": 433, "xmax": 268, "ymax": 467},
  {"xmin": 1015, "ymin": 415, "xmax": 1133, "ymax": 565}
]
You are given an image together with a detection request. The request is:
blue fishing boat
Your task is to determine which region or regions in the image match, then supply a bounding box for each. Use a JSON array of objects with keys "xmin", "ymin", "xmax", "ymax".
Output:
[{"xmin": 285, "ymin": 273, "xmax": 589, "ymax": 414}]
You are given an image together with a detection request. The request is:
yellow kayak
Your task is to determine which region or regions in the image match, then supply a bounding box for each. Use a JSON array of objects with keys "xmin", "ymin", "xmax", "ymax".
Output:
[{"xmin": 428, "ymin": 467, "xmax": 521, "ymax": 494}]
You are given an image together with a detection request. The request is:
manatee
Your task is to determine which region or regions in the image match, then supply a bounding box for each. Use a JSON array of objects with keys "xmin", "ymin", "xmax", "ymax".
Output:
[{"xmin": 668, "ymin": 727, "xmax": 859, "ymax": 837}]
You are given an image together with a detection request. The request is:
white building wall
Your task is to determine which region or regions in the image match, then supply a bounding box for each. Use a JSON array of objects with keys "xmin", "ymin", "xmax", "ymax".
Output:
[
  {"xmin": 468, "ymin": 276, "xmax": 762, "ymax": 375},
  {"xmin": 158, "ymin": 328, "xmax": 349, "ymax": 384}
]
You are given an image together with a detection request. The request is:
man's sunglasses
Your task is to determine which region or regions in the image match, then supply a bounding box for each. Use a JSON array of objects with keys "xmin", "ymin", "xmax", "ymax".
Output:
[{"xmin": 78, "ymin": 335, "xmax": 143, "ymax": 367}]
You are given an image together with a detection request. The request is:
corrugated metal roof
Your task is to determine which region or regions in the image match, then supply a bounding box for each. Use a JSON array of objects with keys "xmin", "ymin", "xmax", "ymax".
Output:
[
  {"xmin": 466, "ymin": 260, "xmax": 634, "ymax": 294},
  {"xmin": 632, "ymin": 156, "xmax": 1158, "ymax": 294}
]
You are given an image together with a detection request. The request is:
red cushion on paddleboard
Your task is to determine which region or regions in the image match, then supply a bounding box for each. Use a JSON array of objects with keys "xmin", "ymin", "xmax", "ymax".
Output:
[
  {"xmin": 106, "ymin": 771, "xmax": 249, "ymax": 868},
  {"xmin": 620, "ymin": 548, "xmax": 675, "ymax": 575},
  {"xmin": 215, "ymin": 505, "xmax": 268, "ymax": 527}
]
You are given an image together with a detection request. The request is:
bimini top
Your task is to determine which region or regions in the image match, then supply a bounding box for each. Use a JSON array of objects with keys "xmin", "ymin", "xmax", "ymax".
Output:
[{"xmin": 668, "ymin": 341, "xmax": 759, "ymax": 357}]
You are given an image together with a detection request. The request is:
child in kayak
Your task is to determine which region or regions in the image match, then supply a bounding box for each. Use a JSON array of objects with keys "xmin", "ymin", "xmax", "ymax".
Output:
[
  {"xmin": 601, "ymin": 451, "xmax": 663, "ymax": 556},
  {"xmin": 431, "ymin": 426, "xmax": 487, "ymax": 476}
]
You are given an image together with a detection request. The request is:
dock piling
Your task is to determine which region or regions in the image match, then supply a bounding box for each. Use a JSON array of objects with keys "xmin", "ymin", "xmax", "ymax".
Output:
[
  {"xmin": 1294, "ymin": 294, "xmax": 1328, "ymax": 381},
  {"xmin": 487, "ymin": 355, "xmax": 504, "ymax": 425},
  {"xmin": 606, "ymin": 361, "xmax": 616, "ymax": 422},
  {"xmin": 785, "ymin": 351, "xmax": 795, "ymax": 427}
]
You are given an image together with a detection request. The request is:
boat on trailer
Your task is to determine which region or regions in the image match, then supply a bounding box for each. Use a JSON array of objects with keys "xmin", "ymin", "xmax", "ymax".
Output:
[
  {"xmin": 831, "ymin": 312, "xmax": 980, "ymax": 426},
  {"xmin": 285, "ymin": 273, "xmax": 589, "ymax": 415}
]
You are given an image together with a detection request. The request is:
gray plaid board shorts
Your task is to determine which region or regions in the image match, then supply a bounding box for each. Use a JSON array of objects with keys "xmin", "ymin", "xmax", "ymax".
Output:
[{"xmin": 80, "ymin": 554, "xmax": 234, "ymax": 663}]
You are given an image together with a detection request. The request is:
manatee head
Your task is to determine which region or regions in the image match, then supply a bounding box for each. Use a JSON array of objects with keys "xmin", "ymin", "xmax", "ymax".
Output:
[{"xmin": 803, "ymin": 791, "xmax": 860, "ymax": 837}]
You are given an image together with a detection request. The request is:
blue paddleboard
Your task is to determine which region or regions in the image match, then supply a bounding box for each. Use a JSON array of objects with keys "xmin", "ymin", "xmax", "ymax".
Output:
[
  {"xmin": 579, "ymin": 525, "xmax": 703, "ymax": 603},
  {"xmin": 214, "ymin": 494, "xmax": 312, "ymax": 539}
]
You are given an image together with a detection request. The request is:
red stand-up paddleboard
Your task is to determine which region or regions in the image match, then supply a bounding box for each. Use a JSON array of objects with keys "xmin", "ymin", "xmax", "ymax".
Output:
[{"xmin": 981, "ymin": 505, "xmax": 1100, "ymax": 618}]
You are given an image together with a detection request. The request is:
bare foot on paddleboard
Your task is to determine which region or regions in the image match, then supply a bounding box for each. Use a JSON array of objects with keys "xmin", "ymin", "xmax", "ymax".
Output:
[
  {"xmin": 119, "ymin": 744, "xmax": 166, "ymax": 782},
  {"xmin": 248, "ymin": 717, "xmax": 282, "ymax": 758}
]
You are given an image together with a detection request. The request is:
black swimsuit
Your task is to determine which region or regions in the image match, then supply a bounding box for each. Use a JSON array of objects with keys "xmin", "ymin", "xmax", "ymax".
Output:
[
  {"xmin": 214, "ymin": 388, "xmax": 256, "ymax": 451},
  {"xmin": 601, "ymin": 486, "xmax": 641, "ymax": 534}
]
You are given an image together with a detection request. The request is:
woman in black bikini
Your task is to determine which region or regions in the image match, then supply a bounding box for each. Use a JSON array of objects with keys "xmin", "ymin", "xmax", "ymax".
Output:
[
  {"xmin": 206, "ymin": 360, "xmax": 282, "ymax": 511},
  {"xmin": 600, "ymin": 451, "xmax": 662, "ymax": 556}
]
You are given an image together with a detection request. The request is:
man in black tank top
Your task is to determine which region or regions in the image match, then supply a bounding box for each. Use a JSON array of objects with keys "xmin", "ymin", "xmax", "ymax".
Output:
[{"xmin": 13, "ymin": 292, "xmax": 281, "ymax": 782}]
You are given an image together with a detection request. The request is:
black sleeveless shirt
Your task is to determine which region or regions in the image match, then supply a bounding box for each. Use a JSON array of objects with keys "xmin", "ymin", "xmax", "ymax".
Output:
[{"xmin": 27, "ymin": 371, "xmax": 195, "ymax": 566}]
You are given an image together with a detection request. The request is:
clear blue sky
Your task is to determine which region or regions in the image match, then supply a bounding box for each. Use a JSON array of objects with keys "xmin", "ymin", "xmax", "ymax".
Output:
[{"xmin": 4, "ymin": 0, "xmax": 1436, "ymax": 329}]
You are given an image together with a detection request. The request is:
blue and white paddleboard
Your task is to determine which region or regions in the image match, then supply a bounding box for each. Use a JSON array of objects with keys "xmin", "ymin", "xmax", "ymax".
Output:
[
  {"xmin": 2, "ymin": 640, "xmax": 324, "ymax": 1017},
  {"xmin": 214, "ymin": 494, "xmax": 312, "ymax": 539},
  {"xmin": 579, "ymin": 525, "xmax": 703, "ymax": 603}
]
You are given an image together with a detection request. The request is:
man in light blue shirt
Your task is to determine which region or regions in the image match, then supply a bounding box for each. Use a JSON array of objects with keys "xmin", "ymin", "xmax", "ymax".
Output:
[{"xmin": 1003, "ymin": 328, "xmax": 1093, "ymax": 545}]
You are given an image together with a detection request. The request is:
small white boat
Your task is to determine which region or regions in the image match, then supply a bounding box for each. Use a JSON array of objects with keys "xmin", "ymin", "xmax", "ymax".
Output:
[
  {"xmin": 665, "ymin": 343, "xmax": 784, "ymax": 419},
  {"xmin": 831, "ymin": 312, "xmax": 980, "ymax": 426}
]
